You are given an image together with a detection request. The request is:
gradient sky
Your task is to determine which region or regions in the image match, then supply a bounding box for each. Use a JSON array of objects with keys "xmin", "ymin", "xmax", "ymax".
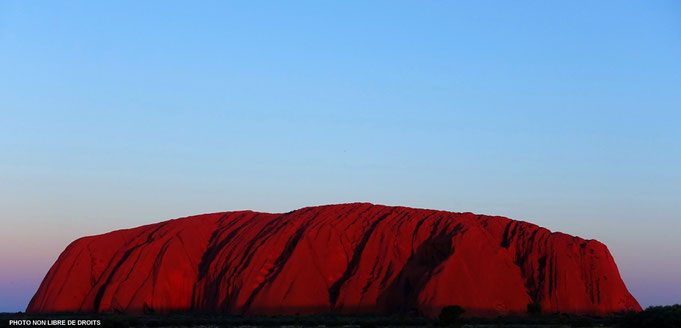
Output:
[{"xmin": 1, "ymin": 1, "xmax": 680, "ymax": 313}]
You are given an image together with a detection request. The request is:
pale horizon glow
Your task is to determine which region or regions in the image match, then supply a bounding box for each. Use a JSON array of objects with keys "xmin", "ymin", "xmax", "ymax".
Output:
[{"xmin": 1, "ymin": 0, "xmax": 680, "ymax": 312}]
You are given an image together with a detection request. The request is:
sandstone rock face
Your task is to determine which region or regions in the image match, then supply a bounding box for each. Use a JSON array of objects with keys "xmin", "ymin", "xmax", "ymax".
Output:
[{"xmin": 27, "ymin": 203, "xmax": 641, "ymax": 316}]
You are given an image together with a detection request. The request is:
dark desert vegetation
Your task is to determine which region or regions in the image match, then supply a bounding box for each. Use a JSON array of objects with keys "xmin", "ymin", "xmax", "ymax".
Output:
[
  {"xmin": 2, "ymin": 305, "xmax": 680, "ymax": 327},
  {"xmin": 527, "ymin": 302, "xmax": 542, "ymax": 316},
  {"xmin": 437, "ymin": 305, "xmax": 464, "ymax": 325},
  {"xmin": 620, "ymin": 304, "xmax": 681, "ymax": 328}
]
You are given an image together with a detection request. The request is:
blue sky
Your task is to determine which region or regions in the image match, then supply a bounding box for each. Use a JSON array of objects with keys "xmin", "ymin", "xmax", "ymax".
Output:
[{"xmin": 1, "ymin": 1, "xmax": 680, "ymax": 312}]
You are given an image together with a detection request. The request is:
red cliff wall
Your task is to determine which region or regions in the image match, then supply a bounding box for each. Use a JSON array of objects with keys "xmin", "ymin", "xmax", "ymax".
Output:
[{"xmin": 27, "ymin": 203, "xmax": 641, "ymax": 316}]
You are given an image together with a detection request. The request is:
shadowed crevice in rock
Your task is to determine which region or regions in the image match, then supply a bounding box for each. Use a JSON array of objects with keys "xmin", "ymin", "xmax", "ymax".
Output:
[
  {"xmin": 191, "ymin": 213, "xmax": 252, "ymax": 310},
  {"xmin": 242, "ymin": 222, "xmax": 309, "ymax": 312},
  {"xmin": 377, "ymin": 223, "xmax": 462, "ymax": 314},
  {"xmin": 93, "ymin": 223, "xmax": 168, "ymax": 311},
  {"xmin": 328, "ymin": 208, "xmax": 395, "ymax": 307}
]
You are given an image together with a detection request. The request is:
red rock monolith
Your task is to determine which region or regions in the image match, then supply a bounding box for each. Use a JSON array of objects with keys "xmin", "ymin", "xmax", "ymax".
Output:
[{"xmin": 27, "ymin": 203, "xmax": 641, "ymax": 317}]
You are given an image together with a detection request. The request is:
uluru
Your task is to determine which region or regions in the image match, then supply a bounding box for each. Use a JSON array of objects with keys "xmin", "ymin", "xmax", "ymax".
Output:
[{"xmin": 27, "ymin": 203, "xmax": 641, "ymax": 317}]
